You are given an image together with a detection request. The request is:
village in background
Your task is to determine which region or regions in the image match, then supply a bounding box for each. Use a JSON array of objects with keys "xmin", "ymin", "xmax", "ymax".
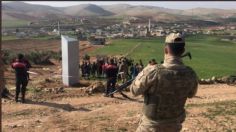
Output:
[{"xmin": 2, "ymin": 2, "xmax": 236, "ymax": 42}]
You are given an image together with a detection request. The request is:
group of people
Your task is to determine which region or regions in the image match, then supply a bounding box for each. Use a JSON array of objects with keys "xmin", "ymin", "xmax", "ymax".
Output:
[
  {"xmin": 80, "ymin": 56, "xmax": 149, "ymax": 97},
  {"xmin": 101, "ymin": 57, "xmax": 158, "ymax": 97},
  {"xmin": 80, "ymin": 57, "xmax": 147, "ymax": 82}
]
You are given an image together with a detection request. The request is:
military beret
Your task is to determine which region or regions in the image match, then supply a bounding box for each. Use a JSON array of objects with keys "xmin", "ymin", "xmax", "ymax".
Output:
[{"xmin": 165, "ymin": 33, "xmax": 185, "ymax": 44}]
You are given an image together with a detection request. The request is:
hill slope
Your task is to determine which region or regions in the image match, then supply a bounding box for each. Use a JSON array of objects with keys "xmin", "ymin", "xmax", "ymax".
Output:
[
  {"xmin": 2, "ymin": 2, "xmax": 236, "ymax": 27},
  {"xmin": 2, "ymin": 1, "xmax": 66, "ymax": 20},
  {"xmin": 62, "ymin": 4, "xmax": 114, "ymax": 16}
]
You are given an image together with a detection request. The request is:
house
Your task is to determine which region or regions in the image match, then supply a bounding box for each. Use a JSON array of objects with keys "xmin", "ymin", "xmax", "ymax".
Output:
[
  {"xmin": 89, "ymin": 36, "xmax": 106, "ymax": 45},
  {"xmin": 16, "ymin": 32, "xmax": 26, "ymax": 38}
]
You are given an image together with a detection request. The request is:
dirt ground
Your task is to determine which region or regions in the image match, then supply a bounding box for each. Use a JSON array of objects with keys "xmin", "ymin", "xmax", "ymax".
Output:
[
  {"xmin": 2, "ymin": 39, "xmax": 103, "ymax": 62},
  {"xmin": 2, "ymin": 64, "xmax": 236, "ymax": 132}
]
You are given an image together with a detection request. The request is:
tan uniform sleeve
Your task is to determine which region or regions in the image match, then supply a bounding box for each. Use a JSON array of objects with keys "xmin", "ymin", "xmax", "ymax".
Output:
[
  {"xmin": 130, "ymin": 65, "xmax": 158, "ymax": 97},
  {"xmin": 188, "ymin": 71, "xmax": 199, "ymax": 98}
]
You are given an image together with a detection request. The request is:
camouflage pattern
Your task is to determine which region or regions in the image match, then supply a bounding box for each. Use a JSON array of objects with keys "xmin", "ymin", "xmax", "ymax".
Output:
[
  {"xmin": 136, "ymin": 116, "xmax": 182, "ymax": 132},
  {"xmin": 165, "ymin": 33, "xmax": 184, "ymax": 44},
  {"xmin": 130, "ymin": 56, "xmax": 198, "ymax": 132}
]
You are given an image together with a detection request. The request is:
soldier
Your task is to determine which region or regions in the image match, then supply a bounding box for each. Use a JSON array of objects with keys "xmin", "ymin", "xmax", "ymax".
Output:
[
  {"xmin": 11, "ymin": 54, "xmax": 30, "ymax": 103},
  {"xmin": 130, "ymin": 33, "xmax": 198, "ymax": 132}
]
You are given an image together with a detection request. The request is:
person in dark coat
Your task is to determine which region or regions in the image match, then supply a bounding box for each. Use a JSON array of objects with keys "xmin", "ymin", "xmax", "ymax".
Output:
[
  {"xmin": 104, "ymin": 59, "xmax": 118, "ymax": 97},
  {"xmin": 11, "ymin": 54, "xmax": 29, "ymax": 103},
  {"xmin": 91, "ymin": 62, "xmax": 97, "ymax": 78}
]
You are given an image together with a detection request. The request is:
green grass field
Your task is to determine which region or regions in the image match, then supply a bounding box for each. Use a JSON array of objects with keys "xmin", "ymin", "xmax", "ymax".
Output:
[
  {"xmin": 1, "ymin": 36, "xmax": 19, "ymax": 41},
  {"xmin": 89, "ymin": 35, "xmax": 236, "ymax": 78},
  {"xmin": 2, "ymin": 20, "xmax": 29, "ymax": 28},
  {"xmin": 1, "ymin": 35, "xmax": 60, "ymax": 41}
]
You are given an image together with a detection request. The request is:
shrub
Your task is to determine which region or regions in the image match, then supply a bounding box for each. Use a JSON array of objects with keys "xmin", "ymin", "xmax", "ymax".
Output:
[{"xmin": 2, "ymin": 50, "xmax": 61, "ymax": 65}]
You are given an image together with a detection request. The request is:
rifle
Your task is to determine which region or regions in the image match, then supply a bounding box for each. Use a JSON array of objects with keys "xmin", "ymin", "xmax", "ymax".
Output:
[
  {"xmin": 181, "ymin": 52, "xmax": 192, "ymax": 60},
  {"xmin": 109, "ymin": 78, "xmax": 134, "ymax": 95},
  {"xmin": 160, "ymin": 52, "xmax": 192, "ymax": 64},
  {"xmin": 108, "ymin": 78, "xmax": 135, "ymax": 100}
]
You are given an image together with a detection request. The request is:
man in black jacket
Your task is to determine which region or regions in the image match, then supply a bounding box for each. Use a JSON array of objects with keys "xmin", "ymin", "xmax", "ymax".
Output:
[
  {"xmin": 11, "ymin": 54, "xmax": 29, "ymax": 103},
  {"xmin": 104, "ymin": 59, "xmax": 118, "ymax": 97}
]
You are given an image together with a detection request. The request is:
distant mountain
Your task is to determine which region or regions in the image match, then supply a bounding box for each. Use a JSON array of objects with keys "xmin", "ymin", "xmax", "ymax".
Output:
[
  {"xmin": 102, "ymin": 4, "xmax": 186, "ymax": 21},
  {"xmin": 181, "ymin": 8, "xmax": 236, "ymax": 19},
  {"xmin": 2, "ymin": 1, "xmax": 66, "ymax": 21},
  {"xmin": 62, "ymin": 4, "xmax": 114, "ymax": 16},
  {"xmin": 2, "ymin": 1, "xmax": 236, "ymax": 24},
  {"xmin": 102, "ymin": 4, "xmax": 183, "ymax": 15}
]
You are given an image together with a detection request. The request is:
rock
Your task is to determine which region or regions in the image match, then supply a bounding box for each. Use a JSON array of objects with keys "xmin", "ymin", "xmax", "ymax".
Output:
[
  {"xmin": 211, "ymin": 76, "xmax": 216, "ymax": 82},
  {"xmin": 85, "ymin": 81, "xmax": 105, "ymax": 94},
  {"xmin": 48, "ymin": 89, "xmax": 52, "ymax": 93},
  {"xmin": 10, "ymin": 124, "xmax": 18, "ymax": 128},
  {"xmin": 45, "ymin": 78, "xmax": 53, "ymax": 83},
  {"xmin": 182, "ymin": 127, "xmax": 189, "ymax": 131},
  {"xmin": 42, "ymin": 68, "xmax": 50, "ymax": 71},
  {"xmin": 35, "ymin": 120, "xmax": 41, "ymax": 123},
  {"xmin": 198, "ymin": 79, "xmax": 205, "ymax": 84},
  {"xmin": 221, "ymin": 76, "xmax": 230, "ymax": 83},
  {"xmin": 44, "ymin": 88, "xmax": 49, "ymax": 92},
  {"xmin": 199, "ymin": 78, "xmax": 215, "ymax": 84},
  {"xmin": 55, "ymin": 87, "xmax": 64, "ymax": 94},
  {"xmin": 206, "ymin": 79, "xmax": 214, "ymax": 84}
]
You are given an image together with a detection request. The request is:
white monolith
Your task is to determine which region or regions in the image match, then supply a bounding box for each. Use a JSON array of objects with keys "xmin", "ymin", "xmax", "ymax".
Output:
[{"xmin": 61, "ymin": 35, "xmax": 79, "ymax": 86}]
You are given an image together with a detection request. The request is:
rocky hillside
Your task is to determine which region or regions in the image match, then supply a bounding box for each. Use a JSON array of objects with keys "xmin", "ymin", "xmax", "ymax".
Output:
[{"xmin": 2, "ymin": 2, "xmax": 236, "ymax": 22}]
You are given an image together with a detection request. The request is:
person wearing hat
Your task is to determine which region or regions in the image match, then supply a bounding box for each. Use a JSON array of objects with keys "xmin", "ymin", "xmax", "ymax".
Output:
[{"xmin": 130, "ymin": 33, "xmax": 198, "ymax": 132}]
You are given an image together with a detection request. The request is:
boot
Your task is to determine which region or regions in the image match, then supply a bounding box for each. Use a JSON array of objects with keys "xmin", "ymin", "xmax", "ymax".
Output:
[
  {"xmin": 21, "ymin": 92, "xmax": 25, "ymax": 103},
  {"xmin": 15, "ymin": 94, "xmax": 19, "ymax": 102},
  {"xmin": 109, "ymin": 94, "xmax": 114, "ymax": 98}
]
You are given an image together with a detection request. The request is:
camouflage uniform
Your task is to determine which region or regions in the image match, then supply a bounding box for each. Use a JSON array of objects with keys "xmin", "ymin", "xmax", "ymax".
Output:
[{"xmin": 130, "ymin": 33, "xmax": 198, "ymax": 132}]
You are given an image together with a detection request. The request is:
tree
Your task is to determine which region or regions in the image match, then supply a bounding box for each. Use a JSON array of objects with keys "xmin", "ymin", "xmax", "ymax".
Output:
[{"xmin": 83, "ymin": 54, "xmax": 90, "ymax": 61}]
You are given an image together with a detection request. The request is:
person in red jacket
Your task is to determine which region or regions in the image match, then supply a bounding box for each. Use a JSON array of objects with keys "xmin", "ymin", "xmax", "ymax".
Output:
[
  {"xmin": 11, "ymin": 54, "xmax": 29, "ymax": 103},
  {"xmin": 104, "ymin": 59, "xmax": 118, "ymax": 97}
]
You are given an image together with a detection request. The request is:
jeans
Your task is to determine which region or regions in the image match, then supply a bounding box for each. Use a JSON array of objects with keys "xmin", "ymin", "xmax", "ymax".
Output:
[
  {"xmin": 106, "ymin": 78, "xmax": 116, "ymax": 95},
  {"xmin": 15, "ymin": 78, "xmax": 28, "ymax": 102}
]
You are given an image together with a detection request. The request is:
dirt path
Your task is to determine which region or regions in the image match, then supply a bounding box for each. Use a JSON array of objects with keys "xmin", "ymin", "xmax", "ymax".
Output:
[
  {"xmin": 2, "ymin": 84, "xmax": 236, "ymax": 132},
  {"xmin": 124, "ymin": 43, "xmax": 141, "ymax": 57}
]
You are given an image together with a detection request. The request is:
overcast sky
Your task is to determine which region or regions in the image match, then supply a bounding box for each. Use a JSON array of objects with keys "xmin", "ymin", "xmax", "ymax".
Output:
[{"xmin": 17, "ymin": 1, "xmax": 236, "ymax": 10}]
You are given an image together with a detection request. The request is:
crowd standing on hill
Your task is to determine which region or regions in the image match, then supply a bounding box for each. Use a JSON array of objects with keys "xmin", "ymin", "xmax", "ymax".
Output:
[
  {"xmin": 80, "ymin": 56, "xmax": 159, "ymax": 97},
  {"xmin": 80, "ymin": 56, "xmax": 156, "ymax": 81}
]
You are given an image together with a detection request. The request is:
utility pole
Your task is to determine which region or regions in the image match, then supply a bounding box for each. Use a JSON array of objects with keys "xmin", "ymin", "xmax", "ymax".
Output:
[
  {"xmin": 149, "ymin": 19, "xmax": 151, "ymax": 32},
  {"xmin": 58, "ymin": 21, "xmax": 60, "ymax": 35}
]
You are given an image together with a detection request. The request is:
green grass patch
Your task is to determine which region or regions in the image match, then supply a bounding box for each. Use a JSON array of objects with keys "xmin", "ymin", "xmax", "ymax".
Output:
[
  {"xmin": 126, "ymin": 110, "xmax": 136, "ymax": 117},
  {"xmin": 1, "ymin": 35, "xmax": 19, "ymax": 41},
  {"xmin": 2, "ymin": 35, "xmax": 60, "ymax": 41},
  {"xmin": 2, "ymin": 20, "xmax": 29, "ymax": 28},
  {"xmin": 27, "ymin": 87, "xmax": 42, "ymax": 93},
  {"xmin": 202, "ymin": 100, "xmax": 236, "ymax": 120},
  {"xmin": 186, "ymin": 100, "xmax": 236, "ymax": 108},
  {"xmin": 31, "ymin": 35, "xmax": 61, "ymax": 40},
  {"xmin": 89, "ymin": 35, "xmax": 236, "ymax": 78}
]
